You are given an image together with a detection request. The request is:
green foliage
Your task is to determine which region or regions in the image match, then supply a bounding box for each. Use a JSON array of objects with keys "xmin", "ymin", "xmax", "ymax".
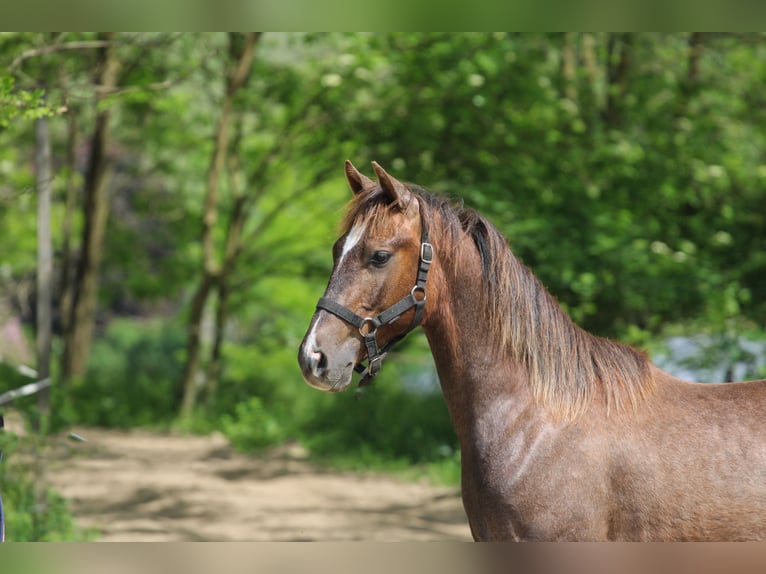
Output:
[
  {"xmin": 2, "ymin": 33, "xmax": 766, "ymax": 487},
  {"xmin": 210, "ymin": 279, "xmax": 458, "ymax": 470},
  {"xmin": 0, "ymin": 76, "xmax": 57, "ymax": 129},
  {"xmin": 216, "ymin": 346, "xmax": 460, "ymax": 479},
  {"xmin": 221, "ymin": 396, "xmax": 286, "ymax": 451},
  {"xmin": 301, "ymin": 376, "xmax": 458, "ymax": 469},
  {"xmin": 0, "ymin": 363, "xmax": 34, "ymax": 396},
  {"xmin": 331, "ymin": 33, "xmax": 766, "ymax": 336},
  {"xmin": 649, "ymin": 318, "xmax": 766, "ymax": 383},
  {"xmin": 0, "ymin": 432, "xmax": 96, "ymax": 541},
  {"xmin": 0, "ymin": 366, "xmax": 41, "ymax": 431},
  {"xmin": 56, "ymin": 319, "xmax": 186, "ymax": 429}
]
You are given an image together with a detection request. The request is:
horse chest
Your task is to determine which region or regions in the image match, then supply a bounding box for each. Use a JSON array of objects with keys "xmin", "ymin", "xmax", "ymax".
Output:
[{"xmin": 461, "ymin": 419, "xmax": 613, "ymax": 541}]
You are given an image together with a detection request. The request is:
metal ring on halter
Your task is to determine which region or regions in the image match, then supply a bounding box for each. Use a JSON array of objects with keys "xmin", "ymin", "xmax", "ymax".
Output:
[
  {"xmin": 411, "ymin": 285, "xmax": 427, "ymax": 302},
  {"xmin": 359, "ymin": 317, "xmax": 379, "ymax": 337}
]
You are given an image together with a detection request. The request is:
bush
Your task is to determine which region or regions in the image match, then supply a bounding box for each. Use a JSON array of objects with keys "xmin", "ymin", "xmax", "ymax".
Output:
[
  {"xmin": 0, "ymin": 432, "xmax": 95, "ymax": 541},
  {"xmin": 56, "ymin": 318, "xmax": 186, "ymax": 429},
  {"xmin": 48, "ymin": 312, "xmax": 461, "ymax": 483},
  {"xmin": 221, "ymin": 396, "xmax": 286, "ymax": 451},
  {"xmin": 216, "ymin": 335, "xmax": 460, "ymax": 479},
  {"xmin": 300, "ymin": 375, "xmax": 458, "ymax": 468}
]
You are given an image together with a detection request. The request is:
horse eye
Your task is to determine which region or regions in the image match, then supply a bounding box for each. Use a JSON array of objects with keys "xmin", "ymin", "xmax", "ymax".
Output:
[{"xmin": 370, "ymin": 251, "xmax": 391, "ymax": 267}]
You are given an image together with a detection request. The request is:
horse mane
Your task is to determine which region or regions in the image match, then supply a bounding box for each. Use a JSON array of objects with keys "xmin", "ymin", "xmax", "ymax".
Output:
[{"xmin": 343, "ymin": 183, "xmax": 655, "ymax": 419}]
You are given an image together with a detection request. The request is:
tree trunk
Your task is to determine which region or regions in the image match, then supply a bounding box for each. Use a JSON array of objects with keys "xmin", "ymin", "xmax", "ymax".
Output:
[
  {"xmin": 61, "ymin": 33, "xmax": 119, "ymax": 381},
  {"xmin": 687, "ymin": 32, "xmax": 705, "ymax": 86},
  {"xmin": 178, "ymin": 273, "xmax": 217, "ymax": 417},
  {"xmin": 179, "ymin": 32, "xmax": 259, "ymax": 418},
  {"xmin": 675, "ymin": 33, "xmax": 706, "ymax": 120},
  {"xmin": 579, "ymin": 33, "xmax": 601, "ymax": 124},
  {"xmin": 202, "ymin": 169, "xmax": 249, "ymax": 405},
  {"xmin": 203, "ymin": 275, "xmax": 230, "ymax": 407},
  {"xmin": 35, "ymin": 116, "xmax": 53, "ymax": 425},
  {"xmin": 58, "ymin": 104, "xmax": 79, "ymax": 359},
  {"xmin": 603, "ymin": 33, "xmax": 633, "ymax": 128},
  {"xmin": 560, "ymin": 33, "xmax": 578, "ymax": 102}
]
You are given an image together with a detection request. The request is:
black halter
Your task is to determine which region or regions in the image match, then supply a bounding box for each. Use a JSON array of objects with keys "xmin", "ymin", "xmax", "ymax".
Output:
[{"xmin": 315, "ymin": 198, "xmax": 433, "ymax": 387}]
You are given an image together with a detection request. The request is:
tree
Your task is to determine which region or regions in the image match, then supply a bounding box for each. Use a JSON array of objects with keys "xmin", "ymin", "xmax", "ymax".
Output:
[
  {"xmin": 179, "ymin": 32, "xmax": 260, "ymax": 418},
  {"xmin": 34, "ymin": 115, "xmax": 52, "ymax": 422},
  {"xmin": 326, "ymin": 33, "xmax": 766, "ymax": 336},
  {"xmin": 1, "ymin": 33, "xmax": 765, "ymax": 440},
  {"xmin": 61, "ymin": 33, "xmax": 120, "ymax": 382}
]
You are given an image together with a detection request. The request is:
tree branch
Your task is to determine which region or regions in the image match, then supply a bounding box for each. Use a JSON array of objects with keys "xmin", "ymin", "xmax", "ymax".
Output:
[{"xmin": 9, "ymin": 40, "xmax": 111, "ymax": 72}]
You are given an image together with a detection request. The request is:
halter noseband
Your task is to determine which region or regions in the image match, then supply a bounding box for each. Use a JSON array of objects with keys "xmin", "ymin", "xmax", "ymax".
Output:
[{"xmin": 315, "ymin": 198, "xmax": 433, "ymax": 387}]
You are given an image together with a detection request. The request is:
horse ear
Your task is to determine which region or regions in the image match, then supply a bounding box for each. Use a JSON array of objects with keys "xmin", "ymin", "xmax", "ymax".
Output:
[
  {"xmin": 371, "ymin": 161, "xmax": 412, "ymax": 209},
  {"xmin": 345, "ymin": 160, "xmax": 375, "ymax": 195}
]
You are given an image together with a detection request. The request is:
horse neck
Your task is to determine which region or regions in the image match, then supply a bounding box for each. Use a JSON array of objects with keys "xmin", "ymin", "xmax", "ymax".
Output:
[
  {"xmin": 420, "ymin": 233, "xmax": 537, "ymax": 443},
  {"xmin": 418, "ymin": 215, "xmax": 653, "ymax": 443}
]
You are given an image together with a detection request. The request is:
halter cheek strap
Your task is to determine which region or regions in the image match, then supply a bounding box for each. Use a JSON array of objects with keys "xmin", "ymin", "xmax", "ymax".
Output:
[{"xmin": 315, "ymin": 199, "xmax": 433, "ymax": 387}]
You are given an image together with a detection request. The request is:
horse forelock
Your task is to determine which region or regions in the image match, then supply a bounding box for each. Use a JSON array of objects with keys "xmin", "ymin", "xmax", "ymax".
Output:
[{"xmin": 340, "ymin": 184, "xmax": 398, "ymax": 237}]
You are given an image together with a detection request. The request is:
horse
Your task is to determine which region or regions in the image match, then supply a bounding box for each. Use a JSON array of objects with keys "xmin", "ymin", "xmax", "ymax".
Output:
[{"xmin": 298, "ymin": 160, "xmax": 766, "ymax": 541}]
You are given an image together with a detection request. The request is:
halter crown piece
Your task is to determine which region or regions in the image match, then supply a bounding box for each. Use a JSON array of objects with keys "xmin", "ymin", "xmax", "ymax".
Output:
[{"xmin": 315, "ymin": 196, "xmax": 433, "ymax": 387}]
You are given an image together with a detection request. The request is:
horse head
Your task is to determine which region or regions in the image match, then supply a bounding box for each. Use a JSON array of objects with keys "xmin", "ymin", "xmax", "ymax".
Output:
[{"xmin": 298, "ymin": 161, "xmax": 431, "ymax": 392}]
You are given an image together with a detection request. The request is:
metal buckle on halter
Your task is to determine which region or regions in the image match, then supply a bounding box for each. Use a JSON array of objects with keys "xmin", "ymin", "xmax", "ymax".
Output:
[
  {"xmin": 367, "ymin": 355, "xmax": 383, "ymax": 375},
  {"xmin": 420, "ymin": 242, "xmax": 434, "ymax": 264},
  {"xmin": 359, "ymin": 317, "xmax": 379, "ymax": 337}
]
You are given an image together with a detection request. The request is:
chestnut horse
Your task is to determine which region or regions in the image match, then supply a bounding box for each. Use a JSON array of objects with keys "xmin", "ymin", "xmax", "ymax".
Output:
[{"xmin": 298, "ymin": 160, "xmax": 766, "ymax": 541}]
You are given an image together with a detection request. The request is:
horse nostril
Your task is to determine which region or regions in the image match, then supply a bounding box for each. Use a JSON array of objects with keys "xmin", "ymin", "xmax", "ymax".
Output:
[{"xmin": 311, "ymin": 350, "xmax": 327, "ymax": 376}]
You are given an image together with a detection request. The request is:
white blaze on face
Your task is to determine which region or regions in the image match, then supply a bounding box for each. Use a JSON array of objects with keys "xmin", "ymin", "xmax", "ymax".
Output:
[
  {"xmin": 303, "ymin": 319, "xmax": 319, "ymax": 355},
  {"xmin": 304, "ymin": 220, "xmax": 367, "ymax": 351},
  {"xmin": 338, "ymin": 220, "xmax": 366, "ymax": 267}
]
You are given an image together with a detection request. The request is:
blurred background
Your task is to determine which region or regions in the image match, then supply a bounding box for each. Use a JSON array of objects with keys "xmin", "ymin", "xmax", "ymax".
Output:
[{"xmin": 1, "ymin": 32, "xmax": 765, "ymax": 540}]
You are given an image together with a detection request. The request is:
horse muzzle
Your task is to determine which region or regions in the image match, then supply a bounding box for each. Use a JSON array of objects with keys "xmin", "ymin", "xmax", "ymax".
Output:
[{"xmin": 298, "ymin": 334, "xmax": 357, "ymax": 393}]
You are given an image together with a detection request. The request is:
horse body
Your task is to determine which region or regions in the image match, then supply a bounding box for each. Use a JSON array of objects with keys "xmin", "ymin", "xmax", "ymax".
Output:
[
  {"xmin": 298, "ymin": 160, "xmax": 766, "ymax": 541},
  {"xmin": 423, "ymin": 238, "xmax": 766, "ymax": 540},
  {"xmin": 433, "ymin": 338, "xmax": 766, "ymax": 541}
]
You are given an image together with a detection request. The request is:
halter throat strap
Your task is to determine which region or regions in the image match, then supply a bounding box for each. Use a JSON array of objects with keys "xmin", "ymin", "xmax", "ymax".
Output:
[{"xmin": 315, "ymin": 198, "xmax": 433, "ymax": 387}]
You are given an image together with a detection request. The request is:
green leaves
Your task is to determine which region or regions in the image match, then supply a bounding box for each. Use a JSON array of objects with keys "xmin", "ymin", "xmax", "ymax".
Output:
[
  {"xmin": 1, "ymin": 34, "xmax": 765, "ymax": 473},
  {"xmin": 334, "ymin": 33, "xmax": 766, "ymax": 336},
  {"xmin": 0, "ymin": 76, "xmax": 57, "ymax": 129}
]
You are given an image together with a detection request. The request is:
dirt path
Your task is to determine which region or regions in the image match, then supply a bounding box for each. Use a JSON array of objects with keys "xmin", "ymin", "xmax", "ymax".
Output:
[{"xmin": 41, "ymin": 427, "xmax": 472, "ymax": 541}]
